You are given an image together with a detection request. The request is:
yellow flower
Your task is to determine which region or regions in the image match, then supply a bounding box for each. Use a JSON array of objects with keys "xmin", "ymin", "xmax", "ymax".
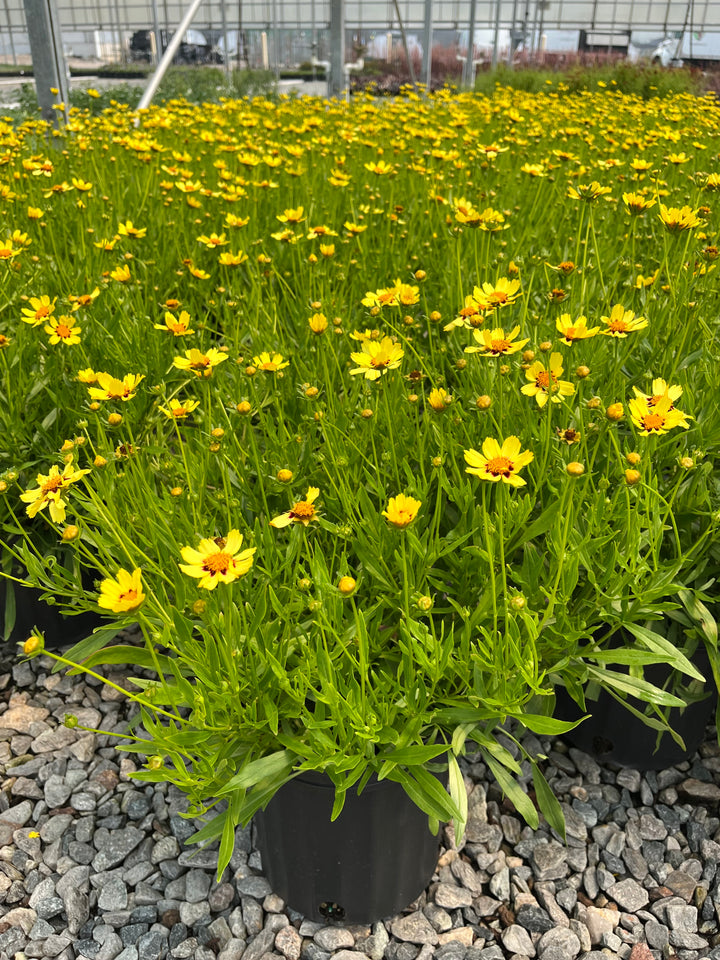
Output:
[
  {"xmin": 197, "ymin": 232, "xmax": 228, "ymax": 248},
  {"xmin": 473, "ymin": 278, "xmax": 522, "ymax": 311},
  {"xmin": 633, "ymin": 377, "xmax": 683, "ymax": 407},
  {"xmin": 659, "ymin": 204, "xmax": 703, "ymax": 233},
  {"xmin": 382, "ymin": 493, "xmax": 421, "ymax": 528},
  {"xmin": 252, "ymin": 352, "xmax": 290, "ymax": 372},
  {"xmin": 110, "ymin": 264, "xmax": 131, "ymax": 283},
  {"xmin": 77, "ymin": 368, "xmax": 98, "ymax": 384},
  {"xmin": 521, "ymin": 353, "xmax": 575, "ymax": 407},
  {"xmin": 350, "ymin": 337, "xmax": 404, "ymax": 380},
  {"xmin": 555, "ymin": 314, "xmax": 599, "ymax": 345},
  {"xmin": 428, "ymin": 388, "xmax": 451, "ymax": 411},
  {"xmin": 71, "ymin": 177, "xmax": 93, "ymax": 192},
  {"xmin": 179, "ymin": 530, "xmax": 256, "ymax": 590},
  {"xmin": 338, "ymin": 576, "xmax": 356, "ymax": 595},
  {"xmin": 623, "ymin": 192, "xmax": 656, "ymax": 216},
  {"xmin": 154, "ymin": 311, "xmax": 195, "ymax": 335},
  {"xmin": 567, "ymin": 182, "xmax": 612, "ymax": 201},
  {"xmin": 218, "ymin": 250, "xmax": 248, "ymax": 266},
  {"xmin": 270, "ymin": 487, "xmax": 320, "ymax": 528},
  {"xmin": 344, "ymin": 221, "xmax": 367, "ymax": 235},
  {"xmin": 19, "ymin": 458, "xmax": 90, "ymax": 523},
  {"xmin": 364, "ymin": 160, "xmax": 394, "ymax": 175},
  {"xmin": 117, "ymin": 220, "xmax": 146, "ymax": 239},
  {"xmin": 98, "ymin": 568, "xmax": 145, "ymax": 613},
  {"xmin": 276, "ymin": 206, "xmax": 306, "ymax": 223},
  {"xmin": 464, "ymin": 436, "xmax": 534, "ymax": 488},
  {"xmin": 600, "ymin": 304, "xmax": 648, "ymax": 338},
  {"xmin": 173, "ymin": 348, "xmax": 228, "ymax": 377},
  {"xmin": 465, "ymin": 325, "xmax": 529, "ymax": 357},
  {"xmin": 629, "ymin": 394, "xmax": 691, "ymax": 436},
  {"xmin": 308, "ymin": 313, "xmax": 328, "ymax": 334},
  {"xmin": 44, "ymin": 316, "xmax": 81, "ymax": 345},
  {"xmin": 68, "ymin": 287, "xmax": 100, "ymax": 310},
  {"xmin": 21, "ymin": 295, "xmax": 56, "ymax": 326},
  {"xmin": 159, "ymin": 398, "xmax": 200, "ymax": 419},
  {"xmin": 27, "ymin": 206, "xmax": 44, "ymax": 219},
  {"xmin": 88, "ymin": 372, "xmax": 145, "ymax": 401}
]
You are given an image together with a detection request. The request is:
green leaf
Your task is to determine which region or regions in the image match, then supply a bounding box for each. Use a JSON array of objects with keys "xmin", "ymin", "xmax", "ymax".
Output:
[
  {"xmin": 59, "ymin": 626, "xmax": 124, "ymax": 672},
  {"xmin": 215, "ymin": 750, "xmax": 293, "ymax": 796},
  {"xmin": 447, "ymin": 755, "xmax": 467, "ymax": 845},
  {"xmin": 378, "ymin": 744, "xmax": 450, "ymax": 765},
  {"xmin": 622, "ymin": 623, "xmax": 705, "ymax": 681},
  {"xmin": 507, "ymin": 712, "xmax": 589, "ymax": 735},
  {"xmin": 585, "ymin": 665, "xmax": 687, "ymax": 707},
  {"xmin": 531, "ymin": 761, "xmax": 566, "ymax": 840},
  {"xmin": 384, "ymin": 766, "xmax": 460, "ymax": 824},
  {"xmin": 480, "ymin": 748, "xmax": 538, "ymax": 829}
]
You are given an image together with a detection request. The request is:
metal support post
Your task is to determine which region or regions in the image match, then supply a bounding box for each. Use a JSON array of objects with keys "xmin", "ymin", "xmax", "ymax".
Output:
[
  {"xmin": 463, "ymin": 0, "xmax": 477, "ymax": 88},
  {"xmin": 491, "ymin": 0, "xmax": 502, "ymax": 68},
  {"xmin": 151, "ymin": 0, "xmax": 163, "ymax": 64},
  {"xmin": 328, "ymin": 0, "xmax": 344, "ymax": 98},
  {"xmin": 22, "ymin": 0, "xmax": 68, "ymax": 126},
  {"xmin": 136, "ymin": 0, "xmax": 205, "ymax": 115},
  {"xmin": 421, "ymin": 0, "xmax": 433, "ymax": 88},
  {"xmin": 220, "ymin": 0, "xmax": 230, "ymax": 77}
]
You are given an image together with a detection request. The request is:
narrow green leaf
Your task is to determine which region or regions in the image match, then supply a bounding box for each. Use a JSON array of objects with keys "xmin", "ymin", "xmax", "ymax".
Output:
[
  {"xmin": 447, "ymin": 755, "xmax": 468, "ymax": 845},
  {"xmin": 531, "ymin": 761, "xmax": 566, "ymax": 840},
  {"xmin": 481, "ymin": 749, "xmax": 538, "ymax": 829},
  {"xmin": 215, "ymin": 750, "xmax": 293, "ymax": 795}
]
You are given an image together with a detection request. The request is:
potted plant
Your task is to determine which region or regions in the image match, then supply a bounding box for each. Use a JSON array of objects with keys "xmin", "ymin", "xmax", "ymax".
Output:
[{"xmin": 1, "ymin": 85, "xmax": 719, "ymax": 922}]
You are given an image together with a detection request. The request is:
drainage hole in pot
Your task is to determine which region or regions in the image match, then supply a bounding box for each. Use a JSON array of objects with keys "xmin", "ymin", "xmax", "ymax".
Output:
[
  {"xmin": 319, "ymin": 901, "xmax": 345, "ymax": 921},
  {"xmin": 592, "ymin": 735, "xmax": 614, "ymax": 756}
]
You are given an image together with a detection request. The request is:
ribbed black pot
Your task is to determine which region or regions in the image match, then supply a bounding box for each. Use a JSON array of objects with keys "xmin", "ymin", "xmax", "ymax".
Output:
[
  {"xmin": 555, "ymin": 641, "xmax": 716, "ymax": 770},
  {"xmin": 0, "ymin": 578, "xmax": 103, "ymax": 651},
  {"xmin": 254, "ymin": 772, "xmax": 441, "ymax": 923}
]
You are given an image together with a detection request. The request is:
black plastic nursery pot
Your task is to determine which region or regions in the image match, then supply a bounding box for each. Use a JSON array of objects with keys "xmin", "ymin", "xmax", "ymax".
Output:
[
  {"xmin": 555, "ymin": 642, "xmax": 717, "ymax": 770},
  {"xmin": 0, "ymin": 578, "xmax": 103, "ymax": 651},
  {"xmin": 254, "ymin": 772, "xmax": 441, "ymax": 923}
]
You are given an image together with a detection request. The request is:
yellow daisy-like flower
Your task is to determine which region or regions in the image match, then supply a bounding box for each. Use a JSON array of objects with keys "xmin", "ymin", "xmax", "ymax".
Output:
[
  {"xmin": 473, "ymin": 278, "xmax": 522, "ymax": 311},
  {"xmin": 159, "ymin": 398, "xmax": 200, "ymax": 419},
  {"xmin": 270, "ymin": 487, "xmax": 320, "ymax": 528},
  {"xmin": 382, "ymin": 493, "xmax": 422, "ymax": 528},
  {"xmin": 521, "ymin": 353, "xmax": 575, "ymax": 408},
  {"xmin": 428, "ymin": 388, "xmax": 451, "ymax": 412},
  {"xmin": 21, "ymin": 295, "xmax": 56, "ymax": 326},
  {"xmin": 555, "ymin": 314, "xmax": 599, "ymax": 346},
  {"xmin": 20, "ymin": 458, "xmax": 90, "ymax": 523},
  {"xmin": 632, "ymin": 377, "xmax": 683, "ymax": 408},
  {"xmin": 600, "ymin": 304, "xmax": 648, "ymax": 338},
  {"xmin": 88, "ymin": 372, "xmax": 145, "ymax": 401},
  {"xmin": 77, "ymin": 368, "xmax": 97, "ymax": 384},
  {"xmin": 465, "ymin": 325, "xmax": 529, "ymax": 357},
  {"xmin": 179, "ymin": 530, "xmax": 256, "ymax": 590},
  {"xmin": 218, "ymin": 250, "xmax": 248, "ymax": 266},
  {"xmin": 453, "ymin": 197, "xmax": 483, "ymax": 228},
  {"xmin": 252, "ymin": 352, "xmax": 290, "ymax": 372},
  {"xmin": 659, "ymin": 204, "xmax": 704, "ymax": 234},
  {"xmin": 444, "ymin": 294, "xmax": 485, "ymax": 332},
  {"xmin": 0, "ymin": 240, "xmax": 18, "ymax": 260},
  {"xmin": 44, "ymin": 316, "xmax": 81, "ymax": 346},
  {"xmin": 567, "ymin": 182, "xmax": 612, "ymax": 202},
  {"xmin": 173, "ymin": 348, "xmax": 228, "ymax": 377},
  {"xmin": 350, "ymin": 337, "xmax": 404, "ymax": 380},
  {"xmin": 154, "ymin": 311, "xmax": 195, "ymax": 335},
  {"xmin": 197, "ymin": 232, "xmax": 228, "ymax": 248},
  {"xmin": 628, "ymin": 394, "xmax": 691, "ymax": 436},
  {"xmin": 344, "ymin": 221, "xmax": 367, "ymax": 235},
  {"xmin": 464, "ymin": 436, "xmax": 534, "ymax": 488},
  {"xmin": 622, "ymin": 192, "xmax": 656, "ymax": 216},
  {"xmin": 276, "ymin": 206, "xmax": 306, "ymax": 224},
  {"xmin": 98, "ymin": 568, "xmax": 145, "ymax": 613},
  {"xmin": 110, "ymin": 264, "xmax": 131, "ymax": 283},
  {"xmin": 117, "ymin": 220, "xmax": 146, "ymax": 239},
  {"xmin": 308, "ymin": 313, "xmax": 328, "ymax": 334},
  {"xmin": 364, "ymin": 160, "xmax": 394, "ymax": 175},
  {"xmin": 68, "ymin": 287, "xmax": 100, "ymax": 311}
]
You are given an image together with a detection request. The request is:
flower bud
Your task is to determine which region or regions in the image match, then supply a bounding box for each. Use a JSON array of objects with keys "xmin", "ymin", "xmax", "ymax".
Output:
[
  {"xmin": 23, "ymin": 634, "xmax": 43, "ymax": 655},
  {"xmin": 606, "ymin": 403, "xmax": 624, "ymax": 421},
  {"xmin": 338, "ymin": 576, "xmax": 356, "ymax": 595},
  {"xmin": 245, "ymin": 365, "xmax": 257, "ymax": 377},
  {"xmin": 62, "ymin": 524, "xmax": 79, "ymax": 541},
  {"xmin": 298, "ymin": 578, "xmax": 312, "ymax": 591},
  {"xmin": 625, "ymin": 469, "xmax": 641, "ymax": 485},
  {"xmin": 429, "ymin": 311, "xmax": 442, "ymax": 322},
  {"xmin": 576, "ymin": 365, "xmax": 590, "ymax": 378},
  {"xmin": 192, "ymin": 599, "xmax": 207, "ymax": 615},
  {"xmin": 566, "ymin": 462, "xmax": 585, "ymax": 477},
  {"xmin": 170, "ymin": 486, "xmax": 183, "ymax": 496},
  {"xmin": 539, "ymin": 340, "xmax": 552, "ymax": 352},
  {"xmin": 510, "ymin": 595, "xmax": 526, "ymax": 610},
  {"xmin": 361, "ymin": 408, "xmax": 373, "ymax": 419},
  {"xmin": 64, "ymin": 714, "xmax": 78, "ymax": 728},
  {"xmin": 522, "ymin": 350, "xmax": 535, "ymax": 362},
  {"xmin": 236, "ymin": 400, "xmax": 251, "ymax": 415},
  {"xmin": 626, "ymin": 451, "xmax": 641, "ymax": 466},
  {"xmin": 680, "ymin": 456, "xmax": 694, "ymax": 469},
  {"xmin": 305, "ymin": 386, "xmax": 319, "ymax": 398},
  {"xmin": 108, "ymin": 412, "xmax": 123, "ymax": 426},
  {"xmin": 417, "ymin": 595, "xmax": 433, "ymax": 612},
  {"xmin": 414, "ymin": 269, "xmax": 426, "ymax": 280},
  {"xmin": 0, "ymin": 481, "xmax": 7, "ymax": 494},
  {"xmin": 93, "ymin": 455, "xmax": 107, "ymax": 467},
  {"xmin": 476, "ymin": 395, "xmax": 492, "ymax": 410},
  {"xmin": 147, "ymin": 756, "xmax": 163, "ymax": 770}
]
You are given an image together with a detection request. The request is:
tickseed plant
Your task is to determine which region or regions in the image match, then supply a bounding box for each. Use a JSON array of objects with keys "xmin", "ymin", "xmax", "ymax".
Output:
[{"xmin": 1, "ymin": 85, "xmax": 720, "ymax": 875}]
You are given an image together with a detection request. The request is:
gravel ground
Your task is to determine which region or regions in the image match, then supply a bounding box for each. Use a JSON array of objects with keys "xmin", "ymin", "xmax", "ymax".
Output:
[{"xmin": 1, "ymin": 646, "xmax": 720, "ymax": 960}]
